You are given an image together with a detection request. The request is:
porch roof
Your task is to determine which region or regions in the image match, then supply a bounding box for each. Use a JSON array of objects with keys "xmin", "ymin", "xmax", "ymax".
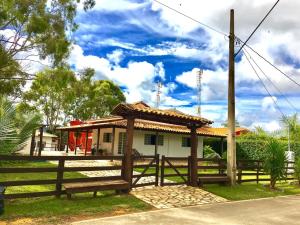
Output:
[
  {"xmin": 56, "ymin": 118, "xmax": 226, "ymax": 138},
  {"xmin": 111, "ymin": 102, "xmax": 213, "ymax": 127}
]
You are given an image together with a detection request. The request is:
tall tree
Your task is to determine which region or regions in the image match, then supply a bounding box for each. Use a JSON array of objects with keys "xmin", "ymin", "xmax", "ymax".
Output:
[
  {"xmin": 21, "ymin": 68, "xmax": 126, "ymax": 130},
  {"xmin": 0, "ymin": 0, "xmax": 95, "ymax": 96},
  {"xmin": 22, "ymin": 67, "xmax": 77, "ymax": 131},
  {"xmin": 68, "ymin": 68, "xmax": 126, "ymax": 120}
]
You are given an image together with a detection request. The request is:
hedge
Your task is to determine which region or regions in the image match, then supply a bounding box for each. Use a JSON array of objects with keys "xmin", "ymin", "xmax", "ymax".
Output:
[{"xmin": 204, "ymin": 137, "xmax": 300, "ymax": 160}]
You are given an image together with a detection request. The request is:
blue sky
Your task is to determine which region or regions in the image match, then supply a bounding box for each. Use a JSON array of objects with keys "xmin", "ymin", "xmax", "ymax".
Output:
[{"xmin": 66, "ymin": 0, "xmax": 300, "ymax": 131}]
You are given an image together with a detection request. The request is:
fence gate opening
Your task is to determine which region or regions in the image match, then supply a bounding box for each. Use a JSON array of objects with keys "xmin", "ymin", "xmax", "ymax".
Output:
[
  {"xmin": 131, "ymin": 154, "xmax": 159, "ymax": 188},
  {"xmin": 160, "ymin": 156, "xmax": 190, "ymax": 186}
]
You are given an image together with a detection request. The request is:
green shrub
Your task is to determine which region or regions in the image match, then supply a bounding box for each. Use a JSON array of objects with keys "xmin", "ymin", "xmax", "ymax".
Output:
[
  {"xmin": 203, "ymin": 145, "xmax": 221, "ymax": 159},
  {"xmin": 263, "ymin": 139, "xmax": 286, "ymax": 189}
]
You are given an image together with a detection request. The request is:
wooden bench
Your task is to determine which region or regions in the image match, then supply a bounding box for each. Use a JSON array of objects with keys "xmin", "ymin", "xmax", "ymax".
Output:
[
  {"xmin": 63, "ymin": 179, "xmax": 130, "ymax": 199},
  {"xmin": 198, "ymin": 175, "xmax": 230, "ymax": 187}
]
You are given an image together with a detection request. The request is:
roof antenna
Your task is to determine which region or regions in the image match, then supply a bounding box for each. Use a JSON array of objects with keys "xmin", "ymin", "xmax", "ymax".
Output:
[
  {"xmin": 197, "ymin": 69, "xmax": 203, "ymax": 117},
  {"xmin": 156, "ymin": 81, "xmax": 162, "ymax": 108}
]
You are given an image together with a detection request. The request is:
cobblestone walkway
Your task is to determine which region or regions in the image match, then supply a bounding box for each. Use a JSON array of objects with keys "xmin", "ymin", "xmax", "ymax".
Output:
[{"xmin": 131, "ymin": 185, "xmax": 227, "ymax": 209}]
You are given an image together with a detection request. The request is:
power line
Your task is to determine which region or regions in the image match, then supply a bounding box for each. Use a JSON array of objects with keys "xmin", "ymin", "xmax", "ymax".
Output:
[
  {"xmin": 152, "ymin": 0, "xmax": 228, "ymax": 37},
  {"xmin": 235, "ymin": 0, "xmax": 280, "ymax": 57},
  {"xmin": 243, "ymin": 48, "xmax": 298, "ymax": 113},
  {"xmin": 152, "ymin": 0, "xmax": 300, "ymax": 89},
  {"xmin": 243, "ymin": 49, "xmax": 285, "ymax": 117},
  {"xmin": 243, "ymin": 43, "xmax": 300, "ymax": 88}
]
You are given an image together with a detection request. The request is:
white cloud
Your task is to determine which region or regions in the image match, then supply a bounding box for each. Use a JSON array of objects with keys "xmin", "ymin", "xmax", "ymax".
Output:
[
  {"xmin": 262, "ymin": 96, "xmax": 277, "ymax": 112},
  {"xmin": 250, "ymin": 120, "xmax": 281, "ymax": 132}
]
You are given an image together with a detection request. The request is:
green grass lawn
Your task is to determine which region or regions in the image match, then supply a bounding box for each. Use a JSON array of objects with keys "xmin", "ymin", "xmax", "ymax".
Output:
[
  {"xmin": 203, "ymin": 181, "xmax": 300, "ymax": 201},
  {"xmin": 0, "ymin": 161, "xmax": 151, "ymax": 224}
]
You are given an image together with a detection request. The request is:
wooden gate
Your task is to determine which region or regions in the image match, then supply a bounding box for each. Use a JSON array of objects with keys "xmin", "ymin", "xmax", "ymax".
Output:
[
  {"xmin": 160, "ymin": 156, "xmax": 190, "ymax": 186},
  {"xmin": 131, "ymin": 154, "xmax": 160, "ymax": 188}
]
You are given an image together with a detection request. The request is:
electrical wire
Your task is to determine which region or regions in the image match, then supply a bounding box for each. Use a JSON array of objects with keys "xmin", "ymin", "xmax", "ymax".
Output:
[
  {"xmin": 235, "ymin": 0, "xmax": 280, "ymax": 57},
  {"xmin": 243, "ymin": 49, "xmax": 285, "ymax": 117},
  {"xmin": 243, "ymin": 47, "xmax": 298, "ymax": 113},
  {"xmin": 152, "ymin": 0, "xmax": 300, "ymax": 89},
  {"xmin": 152, "ymin": 0, "xmax": 228, "ymax": 37}
]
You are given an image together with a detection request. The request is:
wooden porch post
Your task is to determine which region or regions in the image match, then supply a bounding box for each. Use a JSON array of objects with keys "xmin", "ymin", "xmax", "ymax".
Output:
[
  {"xmin": 154, "ymin": 131, "xmax": 159, "ymax": 156},
  {"xmin": 58, "ymin": 130, "xmax": 63, "ymax": 151},
  {"xmin": 30, "ymin": 129, "xmax": 36, "ymax": 156},
  {"xmin": 96, "ymin": 127, "xmax": 100, "ymax": 155},
  {"xmin": 38, "ymin": 126, "xmax": 43, "ymax": 156},
  {"xmin": 66, "ymin": 130, "xmax": 69, "ymax": 153},
  {"xmin": 111, "ymin": 127, "xmax": 116, "ymax": 155},
  {"xmin": 123, "ymin": 117, "xmax": 134, "ymax": 187},
  {"xmin": 85, "ymin": 130, "xmax": 89, "ymax": 156},
  {"xmin": 220, "ymin": 137, "xmax": 224, "ymax": 156},
  {"xmin": 190, "ymin": 125, "xmax": 198, "ymax": 187},
  {"xmin": 75, "ymin": 132, "xmax": 78, "ymax": 155}
]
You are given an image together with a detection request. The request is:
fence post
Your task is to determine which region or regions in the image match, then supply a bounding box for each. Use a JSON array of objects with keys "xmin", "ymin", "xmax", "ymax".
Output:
[
  {"xmin": 237, "ymin": 161, "xmax": 242, "ymax": 184},
  {"xmin": 160, "ymin": 155, "xmax": 165, "ymax": 186},
  {"xmin": 187, "ymin": 156, "xmax": 191, "ymax": 185},
  {"xmin": 56, "ymin": 158, "xmax": 65, "ymax": 198},
  {"xmin": 256, "ymin": 161, "xmax": 260, "ymax": 184},
  {"xmin": 155, "ymin": 154, "xmax": 160, "ymax": 186}
]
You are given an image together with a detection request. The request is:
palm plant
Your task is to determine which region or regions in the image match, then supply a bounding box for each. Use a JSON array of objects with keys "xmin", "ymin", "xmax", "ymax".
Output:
[
  {"xmin": 263, "ymin": 138, "xmax": 286, "ymax": 189},
  {"xmin": 0, "ymin": 96, "xmax": 41, "ymax": 155},
  {"xmin": 203, "ymin": 145, "xmax": 221, "ymax": 159}
]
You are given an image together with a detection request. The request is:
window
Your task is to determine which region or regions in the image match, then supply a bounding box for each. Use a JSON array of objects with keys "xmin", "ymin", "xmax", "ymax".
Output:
[
  {"xmin": 182, "ymin": 137, "xmax": 191, "ymax": 147},
  {"xmin": 103, "ymin": 133, "xmax": 112, "ymax": 143},
  {"xmin": 118, "ymin": 132, "xmax": 126, "ymax": 154},
  {"xmin": 144, "ymin": 134, "xmax": 164, "ymax": 146}
]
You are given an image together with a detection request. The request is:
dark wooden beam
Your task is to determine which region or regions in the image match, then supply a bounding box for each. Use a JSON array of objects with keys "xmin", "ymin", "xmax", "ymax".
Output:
[
  {"xmin": 58, "ymin": 129, "xmax": 63, "ymax": 151},
  {"xmin": 96, "ymin": 128, "xmax": 100, "ymax": 155},
  {"xmin": 66, "ymin": 131, "xmax": 69, "ymax": 153},
  {"xmin": 221, "ymin": 137, "xmax": 224, "ymax": 156},
  {"xmin": 190, "ymin": 126, "xmax": 198, "ymax": 187},
  {"xmin": 75, "ymin": 133, "xmax": 78, "ymax": 155},
  {"xmin": 85, "ymin": 130, "xmax": 89, "ymax": 156},
  {"xmin": 111, "ymin": 127, "xmax": 116, "ymax": 155},
  {"xmin": 154, "ymin": 131, "xmax": 159, "ymax": 155},
  {"xmin": 38, "ymin": 126, "xmax": 43, "ymax": 156},
  {"xmin": 123, "ymin": 117, "xmax": 134, "ymax": 188},
  {"xmin": 30, "ymin": 130, "xmax": 36, "ymax": 156}
]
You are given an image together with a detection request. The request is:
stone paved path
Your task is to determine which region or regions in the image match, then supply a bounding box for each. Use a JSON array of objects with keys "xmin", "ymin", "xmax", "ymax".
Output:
[{"xmin": 131, "ymin": 185, "xmax": 227, "ymax": 209}]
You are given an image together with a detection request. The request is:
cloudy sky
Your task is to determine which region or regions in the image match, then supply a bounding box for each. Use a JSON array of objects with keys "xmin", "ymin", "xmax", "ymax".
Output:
[{"xmin": 66, "ymin": 0, "xmax": 300, "ymax": 131}]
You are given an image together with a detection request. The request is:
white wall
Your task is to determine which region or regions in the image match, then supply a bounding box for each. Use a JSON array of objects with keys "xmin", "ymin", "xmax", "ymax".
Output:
[{"xmin": 91, "ymin": 128, "xmax": 203, "ymax": 157}]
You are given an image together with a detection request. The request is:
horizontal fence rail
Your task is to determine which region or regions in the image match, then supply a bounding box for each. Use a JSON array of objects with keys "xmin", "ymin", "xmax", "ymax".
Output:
[
  {"xmin": 0, "ymin": 155, "xmax": 125, "ymax": 199},
  {"xmin": 237, "ymin": 160, "xmax": 295, "ymax": 183}
]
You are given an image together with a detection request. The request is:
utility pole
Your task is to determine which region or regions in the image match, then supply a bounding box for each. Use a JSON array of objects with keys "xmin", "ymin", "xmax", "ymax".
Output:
[{"xmin": 227, "ymin": 9, "xmax": 236, "ymax": 185}]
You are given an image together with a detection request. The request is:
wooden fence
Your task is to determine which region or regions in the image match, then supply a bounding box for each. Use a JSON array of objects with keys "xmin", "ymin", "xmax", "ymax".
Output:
[
  {"xmin": 237, "ymin": 159, "xmax": 295, "ymax": 183},
  {"xmin": 160, "ymin": 156, "xmax": 296, "ymax": 185},
  {"xmin": 160, "ymin": 156, "xmax": 190, "ymax": 186},
  {"xmin": 0, "ymin": 155, "xmax": 124, "ymax": 199},
  {"xmin": 132, "ymin": 155, "xmax": 159, "ymax": 188}
]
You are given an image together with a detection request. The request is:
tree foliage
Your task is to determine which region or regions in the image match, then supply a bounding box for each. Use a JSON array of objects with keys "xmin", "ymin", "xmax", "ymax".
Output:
[
  {"xmin": 0, "ymin": 0, "xmax": 95, "ymax": 96},
  {"xmin": 263, "ymin": 138, "xmax": 286, "ymax": 189},
  {"xmin": 22, "ymin": 67, "xmax": 125, "ymax": 131},
  {"xmin": 0, "ymin": 96, "xmax": 41, "ymax": 154}
]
